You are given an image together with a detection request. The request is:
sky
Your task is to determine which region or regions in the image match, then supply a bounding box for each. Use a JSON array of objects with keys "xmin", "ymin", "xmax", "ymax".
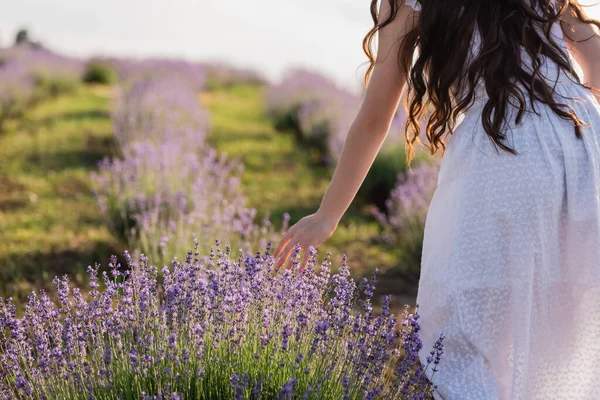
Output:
[{"xmin": 1, "ymin": 0, "xmax": 599, "ymax": 94}]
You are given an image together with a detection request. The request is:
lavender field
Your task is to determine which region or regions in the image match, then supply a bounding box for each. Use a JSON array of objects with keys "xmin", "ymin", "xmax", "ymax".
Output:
[{"xmin": 0, "ymin": 43, "xmax": 444, "ymax": 399}]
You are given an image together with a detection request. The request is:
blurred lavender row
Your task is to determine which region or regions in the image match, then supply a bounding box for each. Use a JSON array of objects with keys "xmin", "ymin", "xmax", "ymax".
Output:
[
  {"xmin": 373, "ymin": 161, "xmax": 441, "ymax": 281},
  {"xmin": 0, "ymin": 45, "xmax": 84, "ymax": 80},
  {"xmin": 266, "ymin": 67, "xmax": 437, "ymax": 218},
  {"xmin": 92, "ymin": 68, "xmax": 283, "ymax": 265},
  {"xmin": 201, "ymin": 61, "xmax": 267, "ymax": 89},
  {"xmin": 91, "ymin": 56, "xmax": 266, "ymax": 89},
  {"xmin": 0, "ymin": 241, "xmax": 444, "ymax": 398},
  {"xmin": 0, "ymin": 46, "xmax": 84, "ymax": 130},
  {"xmin": 266, "ymin": 68, "xmax": 406, "ymax": 166},
  {"xmin": 111, "ymin": 77, "xmax": 210, "ymax": 149},
  {"xmin": 89, "ymin": 56, "xmax": 208, "ymax": 89}
]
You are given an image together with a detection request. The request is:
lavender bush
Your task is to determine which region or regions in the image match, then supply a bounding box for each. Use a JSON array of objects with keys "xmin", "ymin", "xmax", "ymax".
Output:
[
  {"xmin": 92, "ymin": 141, "xmax": 281, "ymax": 265},
  {"xmin": 373, "ymin": 162, "xmax": 440, "ymax": 281},
  {"xmin": 0, "ymin": 46, "xmax": 83, "ymax": 98},
  {"xmin": 93, "ymin": 68, "xmax": 280, "ymax": 264},
  {"xmin": 0, "ymin": 240, "xmax": 444, "ymax": 399},
  {"xmin": 266, "ymin": 68, "xmax": 437, "ymax": 165},
  {"xmin": 0, "ymin": 46, "xmax": 84, "ymax": 80},
  {"xmin": 266, "ymin": 68, "xmax": 377, "ymax": 166},
  {"xmin": 266, "ymin": 68, "xmax": 341, "ymax": 134},
  {"xmin": 91, "ymin": 56, "xmax": 207, "ymax": 90},
  {"xmin": 296, "ymin": 91, "xmax": 362, "ymax": 166},
  {"xmin": 0, "ymin": 47, "xmax": 83, "ymax": 130},
  {"xmin": 111, "ymin": 77, "xmax": 210, "ymax": 150},
  {"xmin": 358, "ymin": 142, "xmax": 411, "ymax": 211}
]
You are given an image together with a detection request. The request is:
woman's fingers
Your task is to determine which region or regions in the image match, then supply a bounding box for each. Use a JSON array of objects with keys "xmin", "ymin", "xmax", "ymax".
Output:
[
  {"xmin": 298, "ymin": 248, "xmax": 310, "ymax": 272},
  {"xmin": 272, "ymin": 239, "xmax": 288, "ymax": 260},
  {"xmin": 276, "ymin": 240, "xmax": 298, "ymax": 269},
  {"xmin": 273, "ymin": 227, "xmax": 295, "ymax": 259},
  {"xmin": 272, "ymin": 214, "xmax": 326, "ymax": 271}
]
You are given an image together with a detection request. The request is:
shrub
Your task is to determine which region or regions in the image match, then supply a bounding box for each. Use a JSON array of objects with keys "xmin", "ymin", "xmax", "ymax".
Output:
[
  {"xmin": 372, "ymin": 162, "xmax": 440, "ymax": 281},
  {"xmin": 202, "ymin": 62, "xmax": 266, "ymax": 90},
  {"xmin": 34, "ymin": 71, "xmax": 81, "ymax": 98},
  {"xmin": 14, "ymin": 29, "xmax": 31, "ymax": 46},
  {"xmin": 83, "ymin": 62, "xmax": 117, "ymax": 85},
  {"xmin": 0, "ymin": 241, "xmax": 445, "ymax": 399},
  {"xmin": 297, "ymin": 93, "xmax": 362, "ymax": 166}
]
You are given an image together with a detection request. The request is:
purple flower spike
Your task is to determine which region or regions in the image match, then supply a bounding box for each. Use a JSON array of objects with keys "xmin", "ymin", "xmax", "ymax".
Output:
[{"xmin": 0, "ymin": 241, "xmax": 442, "ymax": 398}]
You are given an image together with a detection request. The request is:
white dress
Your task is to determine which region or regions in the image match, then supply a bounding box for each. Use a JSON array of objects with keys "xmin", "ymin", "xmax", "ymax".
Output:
[{"xmin": 403, "ymin": 1, "xmax": 600, "ymax": 399}]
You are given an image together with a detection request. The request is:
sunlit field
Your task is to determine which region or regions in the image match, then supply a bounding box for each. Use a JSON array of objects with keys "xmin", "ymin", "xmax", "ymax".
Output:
[
  {"xmin": 0, "ymin": 43, "xmax": 444, "ymax": 399},
  {"xmin": 0, "ymin": 85, "xmax": 120, "ymax": 301}
]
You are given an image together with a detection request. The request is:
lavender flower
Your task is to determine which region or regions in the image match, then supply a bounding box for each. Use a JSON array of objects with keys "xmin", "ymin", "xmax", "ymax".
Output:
[
  {"xmin": 278, "ymin": 377, "xmax": 298, "ymax": 399},
  {"xmin": 373, "ymin": 162, "xmax": 440, "ymax": 279},
  {"xmin": 0, "ymin": 241, "xmax": 443, "ymax": 399},
  {"xmin": 111, "ymin": 77, "xmax": 210, "ymax": 150},
  {"xmin": 92, "ymin": 73, "xmax": 283, "ymax": 264}
]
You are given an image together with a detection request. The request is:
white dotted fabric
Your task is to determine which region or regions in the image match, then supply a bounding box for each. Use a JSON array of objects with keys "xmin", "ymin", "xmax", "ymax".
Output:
[
  {"xmin": 415, "ymin": 9, "xmax": 600, "ymax": 400},
  {"xmin": 403, "ymin": 0, "xmax": 421, "ymax": 11}
]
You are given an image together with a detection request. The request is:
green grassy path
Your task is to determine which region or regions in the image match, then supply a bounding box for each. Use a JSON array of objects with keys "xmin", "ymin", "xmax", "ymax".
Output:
[
  {"xmin": 0, "ymin": 86, "xmax": 121, "ymax": 302},
  {"xmin": 201, "ymin": 85, "xmax": 417, "ymax": 305}
]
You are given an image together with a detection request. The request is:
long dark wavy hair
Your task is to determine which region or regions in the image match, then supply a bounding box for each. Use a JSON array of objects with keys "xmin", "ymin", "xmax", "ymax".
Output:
[{"xmin": 363, "ymin": 0, "xmax": 600, "ymax": 165}]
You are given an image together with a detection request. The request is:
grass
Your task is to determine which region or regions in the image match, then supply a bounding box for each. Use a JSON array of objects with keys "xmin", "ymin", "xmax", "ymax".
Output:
[
  {"xmin": 0, "ymin": 82, "xmax": 417, "ymax": 309},
  {"xmin": 201, "ymin": 84, "xmax": 417, "ymax": 307},
  {"xmin": 0, "ymin": 85, "xmax": 122, "ymax": 304}
]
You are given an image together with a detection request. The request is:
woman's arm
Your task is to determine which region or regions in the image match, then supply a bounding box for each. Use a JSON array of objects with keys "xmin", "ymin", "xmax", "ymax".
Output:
[
  {"xmin": 561, "ymin": 5, "xmax": 600, "ymax": 101},
  {"xmin": 316, "ymin": 1, "xmax": 416, "ymax": 226},
  {"xmin": 273, "ymin": 0, "xmax": 418, "ymax": 269}
]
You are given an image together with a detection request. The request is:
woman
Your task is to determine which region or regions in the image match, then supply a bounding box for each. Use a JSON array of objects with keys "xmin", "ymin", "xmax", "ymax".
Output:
[{"xmin": 273, "ymin": 1, "xmax": 600, "ymax": 399}]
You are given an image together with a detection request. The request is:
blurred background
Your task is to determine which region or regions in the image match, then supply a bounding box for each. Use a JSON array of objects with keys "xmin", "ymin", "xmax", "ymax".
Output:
[
  {"xmin": 1, "ymin": 1, "xmax": 599, "ymax": 310},
  {"xmin": 1, "ymin": 0, "xmax": 376, "ymax": 93}
]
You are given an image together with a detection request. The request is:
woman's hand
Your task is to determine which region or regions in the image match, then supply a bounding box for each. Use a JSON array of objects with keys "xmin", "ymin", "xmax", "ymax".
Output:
[{"xmin": 272, "ymin": 211, "xmax": 338, "ymax": 271}]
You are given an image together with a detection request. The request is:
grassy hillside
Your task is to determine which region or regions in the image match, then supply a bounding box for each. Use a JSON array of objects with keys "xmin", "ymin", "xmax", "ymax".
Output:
[{"xmin": 0, "ymin": 86, "xmax": 121, "ymax": 303}]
